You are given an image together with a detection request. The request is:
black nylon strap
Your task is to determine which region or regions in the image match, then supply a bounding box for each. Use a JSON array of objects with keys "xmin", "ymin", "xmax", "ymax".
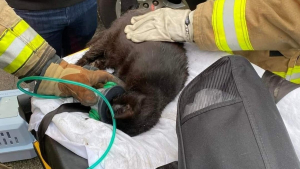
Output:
[
  {"xmin": 262, "ymin": 70, "xmax": 300, "ymax": 103},
  {"xmin": 156, "ymin": 161, "xmax": 178, "ymax": 169},
  {"xmin": 37, "ymin": 103, "xmax": 91, "ymax": 164}
]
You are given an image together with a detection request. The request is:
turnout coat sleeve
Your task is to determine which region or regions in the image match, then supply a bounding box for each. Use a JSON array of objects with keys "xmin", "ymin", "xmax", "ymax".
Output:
[
  {"xmin": 0, "ymin": 0, "xmax": 56, "ymax": 78},
  {"xmin": 193, "ymin": 0, "xmax": 300, "ymax": 52}
]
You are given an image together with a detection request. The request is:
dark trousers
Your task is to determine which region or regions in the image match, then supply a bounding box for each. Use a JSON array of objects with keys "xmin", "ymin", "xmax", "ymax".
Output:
[{"xmin": 15, "ymin": 0, "xmax": 97, "ymax": 57}]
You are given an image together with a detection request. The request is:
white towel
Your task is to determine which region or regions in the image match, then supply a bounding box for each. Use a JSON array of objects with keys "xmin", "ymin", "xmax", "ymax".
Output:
[{"xmin": 28, "ymin": 43, "xmax": 299, "ymax": 169}]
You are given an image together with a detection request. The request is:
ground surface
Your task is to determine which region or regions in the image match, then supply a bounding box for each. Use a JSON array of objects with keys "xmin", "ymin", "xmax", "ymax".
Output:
[{"xmin": 0, "ymin": 69, "xmax": 42, "ymax": 169}]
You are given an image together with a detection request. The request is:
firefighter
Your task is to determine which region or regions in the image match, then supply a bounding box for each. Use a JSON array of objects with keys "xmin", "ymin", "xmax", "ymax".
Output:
[
  {"xmin": 0, "ymin": 0, "xmax": 122, "ymax": 106},
  {"xmin": 125, "ymin": 0, "xmax": 300, "ymax": 84}
]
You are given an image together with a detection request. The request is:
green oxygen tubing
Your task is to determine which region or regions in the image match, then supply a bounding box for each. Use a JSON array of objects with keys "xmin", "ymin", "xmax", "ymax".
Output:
[{"xmin": 17, "ymin": 76, "xmax": 116, "ymax": 169}]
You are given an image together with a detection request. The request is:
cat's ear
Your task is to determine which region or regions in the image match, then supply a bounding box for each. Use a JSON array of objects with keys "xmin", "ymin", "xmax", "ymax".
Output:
[
  {"xmin": 114, "ymin": 104, "xmax": 135, "ymax": 119},
  {"xmin": 112, "ymin": 92, "xmax": 146, "ymax": 119}
]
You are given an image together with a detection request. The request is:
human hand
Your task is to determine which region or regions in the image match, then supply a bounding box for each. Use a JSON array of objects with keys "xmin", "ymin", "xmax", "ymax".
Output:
[
  {"xmin": 35, "ymin": 57, "xmax": 124, "ymax": 106},
  {"xmin": 124, "ymin": 8, "xmax": 194, "ymax": 42}
]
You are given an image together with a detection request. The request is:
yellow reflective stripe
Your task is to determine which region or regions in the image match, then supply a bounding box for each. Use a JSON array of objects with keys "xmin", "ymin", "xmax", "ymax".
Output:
[
  {"xmin": 289, "ymin": 65, "xmax": 300, "ymax": 84},
  {"xmin": 0, "ymin": 31, "xmax": 17, "ymax": 57},
  {"xmin": 0, "ymin": 19, "xmax": 45, "ymax": 73},
  {"xmin": 212, "ymin": 0, "xmax": 232, "ymax": 52},
  {"xmin": 286, "ymin": 66, "xmax": 300, "ymax": 80},
  {"xmin": 234, "ymin": 0, "xmax": 253, "ymax": 50},
  {"xmin": 273, "ymin": 66, "xmax": 300, "ymax": 84},
  {"xmin": 291, "ymin": 78, "xmax": 300, "ymax": 84},
  {"xmin": 0, "ymin": 33, "xmax": 27, "ymax": 69},
  {"xmin": 11, "ymin": 20, "xmax": 29, "ymax": 37},
  {"xmin": 28, "ymin": 34, "xmax": 44, "ymax": 50},
  {"xmin": 285, "ymin": 67, "xmax": 294, "ymax": 81},
  {"xmin": 291, "ymin": 65, "xmax": 300, "ymax": 75},
  {"xmin": 286, "ymin": 68, "xmax": 293, "ymax": 76},
  {"xmin": 290, "ymin": 73, "xmax": 300, "ymax": 80},
  {"xmin": 273, "ymin": 68, "xmax": 293, "ymax": 80},
  {"xmin": 3, "ymin": 45, "xmax": 32, "ymax": 73},
  {"xmin": 227, "ymin": 51, "xmax": 234, "ymax": 55},
  {"xmin": 212, "ymin": 0, "xmax": 253, "ymax": 51},
  {"xmin": 272, "ymin": 71, "xmax": 286, "ymax": 78},
  {"xmin": 272, "ymin": 71, "xmax": 300, "ymax": 84},
  {"xmin": 14, "ymin": 20, "xmax": 45, "ymax": 51}
]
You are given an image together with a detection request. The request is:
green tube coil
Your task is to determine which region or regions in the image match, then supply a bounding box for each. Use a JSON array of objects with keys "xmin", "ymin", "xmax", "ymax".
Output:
[{"xmin": 17, "ymin": 76, "xmax": 116, "ymax": 169}]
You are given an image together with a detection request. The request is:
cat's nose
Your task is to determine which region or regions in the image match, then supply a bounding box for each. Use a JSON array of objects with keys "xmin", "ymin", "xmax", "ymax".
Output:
[
  {"xmin": 112, "ymin": 104, "xmax": 124, "ymax": 118},
  {"xmin": 113, "ymin": 104, "xmax": 123, "ymax": 110}
]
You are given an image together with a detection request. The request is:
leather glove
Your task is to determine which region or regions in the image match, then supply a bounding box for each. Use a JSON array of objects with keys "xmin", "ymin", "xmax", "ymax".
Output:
[
  {"xmin": 124, "ymin": 8, "xmax": 194, "ymax": 42},
  {"xmin": 35, "ymin": 55, "xmax": 124, "ymax": 106}
]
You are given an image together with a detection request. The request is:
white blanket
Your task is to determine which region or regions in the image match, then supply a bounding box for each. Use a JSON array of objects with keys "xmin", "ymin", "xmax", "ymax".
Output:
[{"xmin": 28, "ymin": 43, "xmax": 300, "ymax": 169}]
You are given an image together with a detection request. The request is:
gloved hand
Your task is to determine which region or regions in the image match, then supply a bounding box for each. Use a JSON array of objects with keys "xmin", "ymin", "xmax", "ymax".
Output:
[
  {"xmin": 35, "ymin": 55, "xmax": 124, "ymax": 106},
  {"xmin": 124, "ymin": 8, "xmax": 194, "ymax": 42}
]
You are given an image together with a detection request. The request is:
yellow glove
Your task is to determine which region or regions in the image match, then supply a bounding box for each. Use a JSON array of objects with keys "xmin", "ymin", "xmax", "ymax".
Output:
[
  {"xmin": 35, "ymin": 56, "xmax": 124, "ymax": 106},
  {"xmin": 124, "ymin": 8, "xmax": 194, "ymax": 42}
]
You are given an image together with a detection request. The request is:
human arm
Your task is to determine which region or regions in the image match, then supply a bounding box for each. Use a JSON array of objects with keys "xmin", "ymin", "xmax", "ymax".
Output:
[
  {"xmin": 125, "ymin": 0, "xmax": 300, "ymax": 52},
  {"xmin": 0, "ymin": 1, "xmax": 123, "ymax": 106}
]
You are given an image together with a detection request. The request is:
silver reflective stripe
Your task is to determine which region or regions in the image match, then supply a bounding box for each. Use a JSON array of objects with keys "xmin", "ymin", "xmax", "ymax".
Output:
[
  {"xmin": 290, "ymin": 73, "xmax": 300, "ymax": 80},
  {"xmin": 223, "ymin": 0, "xmax": 242, "ymax": 50},
  {"xmin": 0, "ymin": 37, "xmax": 25, "ymax": 69},
  {"xmin": 285, "ymin": 75, "xmax": 291, "ymax": 81},
  {"xmin": 19, "ymin": 26, "xmax": 37, "ymax": 43}
]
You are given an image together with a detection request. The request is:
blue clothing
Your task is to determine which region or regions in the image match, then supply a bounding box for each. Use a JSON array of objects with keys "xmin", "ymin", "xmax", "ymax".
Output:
[{"xmin": 14, "ymin": 0, "xmax": 97, "ymax": 57}]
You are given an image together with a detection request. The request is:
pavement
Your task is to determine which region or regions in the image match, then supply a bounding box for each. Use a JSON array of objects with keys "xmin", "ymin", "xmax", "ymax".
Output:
[
  {"xmin": 1, "ymin": 158, "xmax": 42, "ymax": 169},
  {"xmin": 0, "ymin": 69, "xmax": 34, "ymax": 91},
  {"xmin": 0, "ymin": 69, "xmax": 42, "ymax": 168}
]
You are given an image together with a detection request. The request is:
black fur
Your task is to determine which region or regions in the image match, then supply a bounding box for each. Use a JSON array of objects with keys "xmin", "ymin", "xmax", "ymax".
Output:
[{"xmin": 76, "ymin": 10, "xmax": 188, "ymax": 136}]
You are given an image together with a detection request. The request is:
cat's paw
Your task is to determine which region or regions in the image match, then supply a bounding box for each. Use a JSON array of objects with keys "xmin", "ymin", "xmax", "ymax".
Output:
[
  {"xmin": 76, "ymin": 58, "xmax": 89, "ymax": 66},
  {"xmin": 94, "ymin": 59, "xmax": 107, "ymax": 70}
]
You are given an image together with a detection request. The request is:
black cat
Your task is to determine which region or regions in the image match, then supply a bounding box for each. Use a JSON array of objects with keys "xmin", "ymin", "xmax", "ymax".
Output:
[{"xmin": 76, "ymin": 10, "xmax": 188, "ymax": 136}]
